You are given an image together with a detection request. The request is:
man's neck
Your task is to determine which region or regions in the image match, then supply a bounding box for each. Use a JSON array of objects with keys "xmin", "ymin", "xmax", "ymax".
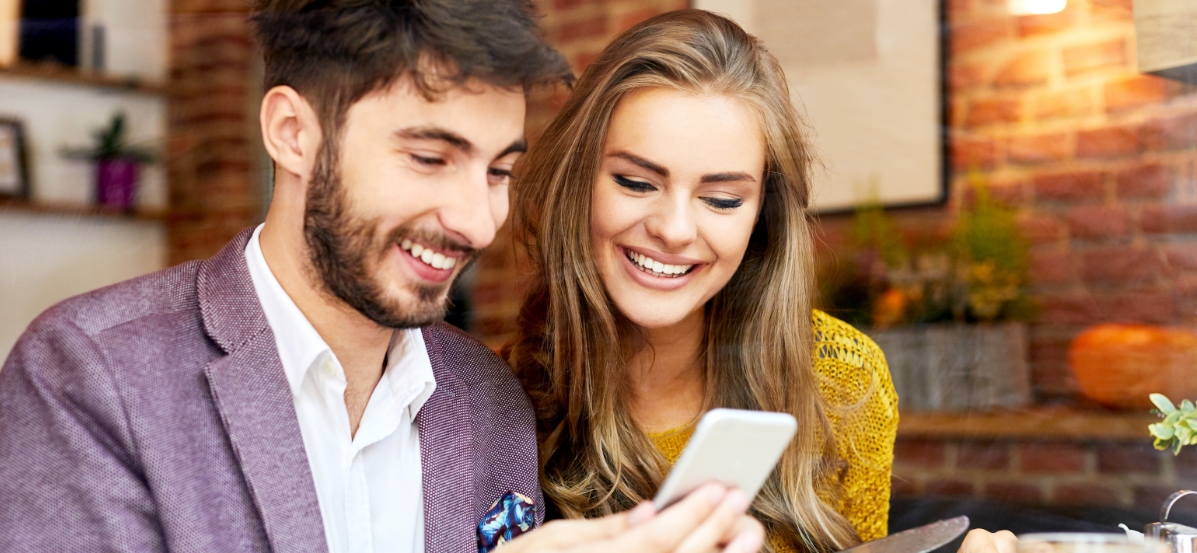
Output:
[{"xmin": 259, "ymin": 215, "xmax": 392, "ymax": 437}]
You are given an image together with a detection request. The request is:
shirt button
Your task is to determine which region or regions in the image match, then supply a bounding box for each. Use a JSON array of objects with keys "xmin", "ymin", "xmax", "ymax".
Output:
[{"xmin": 323, "ymin": 361, "xmax": 335, "ymax": 376}]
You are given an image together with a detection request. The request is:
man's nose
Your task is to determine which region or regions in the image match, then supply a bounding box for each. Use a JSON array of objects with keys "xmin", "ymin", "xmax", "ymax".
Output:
[{"xmin": 437, "ymin": 165, "xmax": 500, "ymax": 250}]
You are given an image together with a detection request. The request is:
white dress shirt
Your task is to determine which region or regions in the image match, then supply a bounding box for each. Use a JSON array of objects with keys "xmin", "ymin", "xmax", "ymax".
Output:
[{"xmin": 244, "ymin": 224, "xmax": 436, "ymax": 553}]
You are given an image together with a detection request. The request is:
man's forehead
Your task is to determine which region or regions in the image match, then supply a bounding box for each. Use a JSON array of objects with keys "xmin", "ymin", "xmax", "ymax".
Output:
[{"xmin": 351, "ymin": 76, "xmax": 526, "ymax": 154}]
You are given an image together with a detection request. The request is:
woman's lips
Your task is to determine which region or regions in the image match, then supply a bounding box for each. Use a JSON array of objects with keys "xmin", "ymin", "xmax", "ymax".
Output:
[{"xmin": 618, "ymin": 247, "xmax": 701, "ymax": 291}]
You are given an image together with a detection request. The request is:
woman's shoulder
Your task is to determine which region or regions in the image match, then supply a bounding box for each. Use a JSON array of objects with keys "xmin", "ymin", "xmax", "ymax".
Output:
[
  {"xmin": 809, "ymin": 309, "xmax": 898, "ymax": 421},
  {"xmin": 810, "ymin": 310, "xmax": 887, "ymax": 373}
]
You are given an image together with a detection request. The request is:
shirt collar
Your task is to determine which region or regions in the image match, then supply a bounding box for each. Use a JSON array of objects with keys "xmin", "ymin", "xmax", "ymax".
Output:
[
  {"xmin": 384, "ymin": 328, "xmax": 437, "ymax": 418},
  {"xmin": 244, "ymin": 224, "xmax": 331, "ymax": 395}
]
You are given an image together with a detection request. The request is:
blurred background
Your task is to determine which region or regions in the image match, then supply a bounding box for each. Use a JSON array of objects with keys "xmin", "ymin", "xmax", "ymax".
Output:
[{"xmin": 2, "ymin": 0, "xmax": 1196, "ymax": 538}]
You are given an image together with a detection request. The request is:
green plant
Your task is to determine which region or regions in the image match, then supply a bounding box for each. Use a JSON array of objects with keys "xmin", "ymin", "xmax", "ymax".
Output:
[
  {"xmin": 819, "ymin": 177, "xmax": 1033, "ymax": 327},
  {"xmin": 1149, "ymin": 393, "xmax": 1197, "ymax": 455},
  {"xmin": 61, "ymin": 112, "xmax": 156, "ymax": 162},
  {"xmin": 952, "ymin": 175, "xmax": 1033, "ymax": 321}
]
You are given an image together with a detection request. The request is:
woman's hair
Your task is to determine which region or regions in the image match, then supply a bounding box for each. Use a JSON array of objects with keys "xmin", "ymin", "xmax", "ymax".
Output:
[{"xmin": 506, "ymin": 9, "xmax": 859, "ymax": 552}]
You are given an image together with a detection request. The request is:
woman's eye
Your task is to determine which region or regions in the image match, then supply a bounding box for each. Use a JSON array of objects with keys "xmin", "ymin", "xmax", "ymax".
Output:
[
  {"xmin": 703, "ymin": 197, "xmax": 744, "ymax": 210},
  {"xmin": 613, "ymin": 174, "xmax": 656, "ymax": 192}
]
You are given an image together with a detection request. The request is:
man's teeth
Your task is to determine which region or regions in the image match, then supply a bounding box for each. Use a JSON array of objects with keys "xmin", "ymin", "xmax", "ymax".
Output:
[
  {"xmin": 626, "ymin": 250, "xmax": 694, "ymax": 277},
  {"xmin": 400, "ymin": 239, "xmax": 458, "ymax": 270}
]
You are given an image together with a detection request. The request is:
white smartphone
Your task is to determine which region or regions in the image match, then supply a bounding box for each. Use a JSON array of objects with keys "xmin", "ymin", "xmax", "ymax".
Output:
[{"xmin": 653, "ymin": 408, "xmax": 798, "ymax": 509}]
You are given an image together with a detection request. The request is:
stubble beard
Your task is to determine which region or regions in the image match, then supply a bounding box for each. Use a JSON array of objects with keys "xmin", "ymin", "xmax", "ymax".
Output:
[{"xmin": 302, "ymin": 140, "xmax": 475, "ymax": 329}]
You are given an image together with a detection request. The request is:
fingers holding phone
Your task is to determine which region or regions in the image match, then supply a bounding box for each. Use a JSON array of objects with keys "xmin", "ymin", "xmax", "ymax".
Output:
[
  {"xmin": 611, "ymin": 483, "xmax": 763, "ymax": 553},
  {"xmin": 501, "ymin": 482, "xmax": 763, "ymax": 553}
]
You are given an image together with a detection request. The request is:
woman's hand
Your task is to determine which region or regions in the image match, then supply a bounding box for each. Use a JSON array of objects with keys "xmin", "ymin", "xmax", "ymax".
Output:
[
  {"xmin": 502, "ymin": 483, "xmax": 765, "ymax": 553},
  {"xmin": 959, "ymin": 529, "xmax": 1018, "ymax": 553}
]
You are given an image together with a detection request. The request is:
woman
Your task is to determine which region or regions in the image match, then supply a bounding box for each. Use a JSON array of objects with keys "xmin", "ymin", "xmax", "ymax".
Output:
[{"xmin": 506, "ymin": 10, "xmax": 896, "ymax": 553}]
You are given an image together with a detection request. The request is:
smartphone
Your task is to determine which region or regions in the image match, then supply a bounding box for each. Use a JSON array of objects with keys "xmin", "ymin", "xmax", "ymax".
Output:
[{"xmin": 653, "ymin": 408, "xmax": 798, "ymax": 509}]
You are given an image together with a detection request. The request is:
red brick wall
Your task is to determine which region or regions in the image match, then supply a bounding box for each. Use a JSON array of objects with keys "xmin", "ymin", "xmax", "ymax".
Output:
[
  {"xmin": 167, "ymin": 1, "xmax": 261, "ymax": 264},
  {"xmin": 893, "ymin": 435, "xmax": 1194, "ymax": 510}
]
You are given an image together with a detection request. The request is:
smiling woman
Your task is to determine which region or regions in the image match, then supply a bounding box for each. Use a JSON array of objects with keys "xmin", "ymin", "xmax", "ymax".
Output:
[{"xmin": 506, "ymin": 9, "xmax": 899, "ymax": 553}]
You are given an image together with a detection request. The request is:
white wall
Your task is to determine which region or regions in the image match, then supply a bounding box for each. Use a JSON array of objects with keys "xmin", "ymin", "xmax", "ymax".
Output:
[
  {"xmin": 0, "ymin": 213, "xmax": 165, "ymax": 355},
  {"xmin": 0, "ymin": 0, "xmax": 168, "ymax": 360}
]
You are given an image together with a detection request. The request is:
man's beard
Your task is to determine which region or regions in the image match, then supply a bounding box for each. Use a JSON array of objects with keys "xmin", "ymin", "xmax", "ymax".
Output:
[{"xmin": 302, "ymin": 140, "xmax": 478, "ymax": 329}]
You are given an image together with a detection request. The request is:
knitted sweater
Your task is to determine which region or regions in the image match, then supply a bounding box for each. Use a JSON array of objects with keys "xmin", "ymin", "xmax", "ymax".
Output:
[{"xmin": 646, "ymin": 310, "xmax": 899, "ymax": 551}]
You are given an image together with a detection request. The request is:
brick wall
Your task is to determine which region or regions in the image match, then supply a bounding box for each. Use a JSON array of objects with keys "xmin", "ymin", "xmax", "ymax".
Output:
[
  {"xmin": 167, "ymin": 1, "xmax": 260, "ymax": 264},
  {"xmin": 893, "ymin": 435, "xmax": 1195, "ymax": 511}
]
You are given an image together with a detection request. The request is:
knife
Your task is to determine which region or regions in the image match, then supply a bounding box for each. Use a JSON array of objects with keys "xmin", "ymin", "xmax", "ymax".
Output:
[{"xmin": 838, "ymin": 516, "xmax": 971, "ymax": 553}]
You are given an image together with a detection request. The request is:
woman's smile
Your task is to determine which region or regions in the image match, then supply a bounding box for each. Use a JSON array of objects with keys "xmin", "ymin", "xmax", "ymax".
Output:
[{"xmin": 617, "ymin": 246, "xmax": 704, "ymax": 291}]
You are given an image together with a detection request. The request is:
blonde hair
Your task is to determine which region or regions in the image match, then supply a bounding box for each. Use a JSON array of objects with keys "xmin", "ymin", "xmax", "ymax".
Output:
[{"xmin": 506, "ymin": 10, "xmax": 859, "ymax": 552}]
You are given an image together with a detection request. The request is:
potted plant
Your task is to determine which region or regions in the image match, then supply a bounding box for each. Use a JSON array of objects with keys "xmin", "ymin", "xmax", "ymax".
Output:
[
  {"xmin": 62, "ymin": 112, "xmax": 156, "ymax": 211},
  {"xmin": 820, "ymin": 179, "xmax": 1035, "ymax": 412}
]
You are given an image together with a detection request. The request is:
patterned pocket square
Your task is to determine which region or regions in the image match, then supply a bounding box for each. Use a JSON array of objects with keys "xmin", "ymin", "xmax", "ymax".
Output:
[{"xmin": 477, "ymin": 491, "xmax": 536, "ymax": 552}]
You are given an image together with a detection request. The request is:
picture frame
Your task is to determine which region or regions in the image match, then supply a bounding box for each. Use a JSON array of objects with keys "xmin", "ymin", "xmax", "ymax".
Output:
[
  {"xmin": 692, "ymin": 0, "xmax": 947, "ymax": 212},
  {"xmin": 0, "ymin": 117, "xmax": 30, "ymax": 199}
]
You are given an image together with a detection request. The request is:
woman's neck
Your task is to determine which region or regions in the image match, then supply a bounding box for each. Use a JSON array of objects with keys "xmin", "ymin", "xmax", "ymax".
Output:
[{"xmin": 626, "ymin": 308, "xmax": 707, "ymax": 433}]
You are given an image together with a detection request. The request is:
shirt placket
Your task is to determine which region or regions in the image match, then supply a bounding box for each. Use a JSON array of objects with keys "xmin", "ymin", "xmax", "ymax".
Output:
[{"xmin": 345, "ymin": 446, "xmax": 373, "ymax": 553}]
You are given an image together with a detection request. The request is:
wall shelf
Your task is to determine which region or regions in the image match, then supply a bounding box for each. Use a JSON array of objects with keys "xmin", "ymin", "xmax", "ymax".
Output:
[
  {"xmin": 0, "ymin": 198, "xmax": 167, "ymax": 221},
  {"xmin": 0, "ymin": 63, "xmax": 168, "ymax": 96}
]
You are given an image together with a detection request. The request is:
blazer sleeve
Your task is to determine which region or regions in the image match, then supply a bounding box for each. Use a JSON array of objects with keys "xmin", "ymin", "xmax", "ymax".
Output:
[{"xmin": 0, "ymin": 316, "xmax": 166, "ymax": 552}]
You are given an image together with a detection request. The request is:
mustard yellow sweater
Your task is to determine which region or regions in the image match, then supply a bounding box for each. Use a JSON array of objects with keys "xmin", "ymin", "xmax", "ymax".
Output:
[{"xmin": 646, "ymin": 310, "xmax": 899, "ymax": 551}]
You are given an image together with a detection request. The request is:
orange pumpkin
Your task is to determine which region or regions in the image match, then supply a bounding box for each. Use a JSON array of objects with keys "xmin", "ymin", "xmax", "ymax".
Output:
[{"xmin": 1068, "ymin": 324, "xmax": 1197, "ymax": 410}]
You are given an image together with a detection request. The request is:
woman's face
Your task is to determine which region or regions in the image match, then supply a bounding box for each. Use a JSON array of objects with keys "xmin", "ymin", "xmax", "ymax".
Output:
[{"xmin": 590, "ymin": 87, "xmax": 766, "ymax": 331}]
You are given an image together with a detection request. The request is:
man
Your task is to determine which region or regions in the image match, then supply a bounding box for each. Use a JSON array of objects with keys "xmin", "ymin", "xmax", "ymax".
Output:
[{"xmin": 0, "ymin": 1, "xmax": 763, "ymax": 552}]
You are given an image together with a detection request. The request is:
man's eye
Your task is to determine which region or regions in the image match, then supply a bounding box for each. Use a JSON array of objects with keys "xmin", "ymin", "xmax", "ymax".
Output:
[
  {"xmin": 489, "ymin": 168, "xmax": 513, "ymax": 183},
  {"xmin": 613, "ymin": 175, "xmax": 656, "ymax": 192},
  {"xmin": 412, "ymin": 154, "xmax": 445, "ymax": 166},
  {"xmin": 703, "ymin": 197, "xmax": 744, "ymax": 210}
]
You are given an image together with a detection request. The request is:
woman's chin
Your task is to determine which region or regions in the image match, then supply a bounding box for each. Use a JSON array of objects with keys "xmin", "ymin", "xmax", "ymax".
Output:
[{"xmin": 614, "ymin": 300, "xmax": 703, "ymax": 332}]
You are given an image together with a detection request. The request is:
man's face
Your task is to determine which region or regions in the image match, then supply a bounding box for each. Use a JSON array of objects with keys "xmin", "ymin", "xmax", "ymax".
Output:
[{"xmin": 304, "ymin": 79, "xmax": 526, "ymax": 328}]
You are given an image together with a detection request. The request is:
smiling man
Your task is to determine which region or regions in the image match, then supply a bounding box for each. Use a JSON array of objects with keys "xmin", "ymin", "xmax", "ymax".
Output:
[{"xmin": 0, "ymin": 1, "xmax": 763, "ymax": 552}]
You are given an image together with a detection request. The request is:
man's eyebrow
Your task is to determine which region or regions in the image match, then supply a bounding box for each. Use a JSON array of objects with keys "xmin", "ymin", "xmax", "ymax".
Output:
[
  {"xmin": 396, "ymin": 126, "xmax": 474, "ymax": 155},
  {"xmin": 609, "ymin": 151, "xmax": 669, "ymax": 178},
  {"xmin": 701, "ymin": 172, "xmax": 756, "ymax": 184},
  {"xmin": 497, "ymin": 139, "xmax": 528, "ymax": 159}
]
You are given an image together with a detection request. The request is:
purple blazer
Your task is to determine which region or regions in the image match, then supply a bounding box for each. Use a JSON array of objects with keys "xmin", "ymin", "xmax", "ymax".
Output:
[{"xmin": 0, "ymin": 229, "xmax": 542, "ymax": 552}]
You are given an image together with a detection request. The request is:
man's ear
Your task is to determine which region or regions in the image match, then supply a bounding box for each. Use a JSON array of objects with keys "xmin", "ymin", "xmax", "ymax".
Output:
[{"xmin": 260, "ymin": 85, "xmax": 322, "ymax": 182}]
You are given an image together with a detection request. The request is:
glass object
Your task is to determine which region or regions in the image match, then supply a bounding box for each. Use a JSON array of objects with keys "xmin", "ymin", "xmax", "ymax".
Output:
[{"xmin": 1019, "ymin": 533, "xmax": 1170, "ymax": 553}]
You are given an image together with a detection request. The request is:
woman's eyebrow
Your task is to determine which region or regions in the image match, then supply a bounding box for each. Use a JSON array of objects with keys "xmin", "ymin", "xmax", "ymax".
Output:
[
  {"xmin": 609, "ymin": 151, "xmax": 669, "ymax": 177},
  {"xmin": 701, "ymin": 172, "xmax": 756, "ymax": 183}
]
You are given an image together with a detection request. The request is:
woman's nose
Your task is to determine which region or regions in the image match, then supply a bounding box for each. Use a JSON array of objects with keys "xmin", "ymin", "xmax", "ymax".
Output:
[{"xmin": 644, "ymin": 195, "xmax": 698, "ymax": 248}]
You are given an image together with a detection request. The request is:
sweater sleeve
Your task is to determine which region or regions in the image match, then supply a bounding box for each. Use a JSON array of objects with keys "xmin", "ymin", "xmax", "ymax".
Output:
[{"xmin": 812, "ymin": 310, "xmax": 900, "ymax": 542}]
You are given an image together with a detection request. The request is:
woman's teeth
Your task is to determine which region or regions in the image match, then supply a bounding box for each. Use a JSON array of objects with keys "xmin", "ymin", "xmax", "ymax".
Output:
[
  {"xmin": 626, "ymin": 250, "xmax": 694, "ymax": 278},
  {"xmin": 400, "ymin": 239, "xmax": 458, "ymax": 270}
]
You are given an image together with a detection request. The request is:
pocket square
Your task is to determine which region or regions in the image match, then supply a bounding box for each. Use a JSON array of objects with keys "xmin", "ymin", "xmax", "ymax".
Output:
[{"xmin": 477, "ymin": 491, "xmax": 536, "ymax": 552}]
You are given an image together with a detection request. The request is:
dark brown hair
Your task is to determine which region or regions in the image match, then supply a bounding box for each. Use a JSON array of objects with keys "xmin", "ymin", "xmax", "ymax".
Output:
[
  {"xmin": 506, "ymin": 10, "xmax": 858, "ymax": 553},
  {"xmin": 250, "ymin": 0, "xmax": 572, "ymax": 132}
]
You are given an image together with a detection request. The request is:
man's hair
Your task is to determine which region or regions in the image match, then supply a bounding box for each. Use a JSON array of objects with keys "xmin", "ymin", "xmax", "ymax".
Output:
[{"xmin": 250, "ymin": 0, "xmax": 572, "ymax": 131}]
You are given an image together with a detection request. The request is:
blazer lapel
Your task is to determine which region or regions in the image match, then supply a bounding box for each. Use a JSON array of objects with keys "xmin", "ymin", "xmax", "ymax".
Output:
[
  {"xmin": 199, "ymin": 229, "xmax": 327, "ymax": 553},
  {"xmin": 419, "ymin": 326, "xmax": 476, "ymax": 552}
]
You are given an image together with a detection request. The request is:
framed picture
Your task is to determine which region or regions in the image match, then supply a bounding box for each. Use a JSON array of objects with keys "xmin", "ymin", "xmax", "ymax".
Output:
[
  {"xmin": 692, "ymin": 0, "xmax": 946, "ymax": 212},
  {"xmin": 0, "ymin": 118, "xmax": 30, "ymax": 199}
]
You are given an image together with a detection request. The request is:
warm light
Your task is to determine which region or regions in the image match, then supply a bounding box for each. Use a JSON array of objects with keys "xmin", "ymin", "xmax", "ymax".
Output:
[{"xmin": 1008, "ymin": 0, "xmax": 1067, "ymax": 15}]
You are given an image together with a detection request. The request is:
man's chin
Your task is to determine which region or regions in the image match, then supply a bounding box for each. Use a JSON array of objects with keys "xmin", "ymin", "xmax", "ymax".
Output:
[{"xmin": 368, "ymin": 286, "xmax": 452, "ymax": 329}]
